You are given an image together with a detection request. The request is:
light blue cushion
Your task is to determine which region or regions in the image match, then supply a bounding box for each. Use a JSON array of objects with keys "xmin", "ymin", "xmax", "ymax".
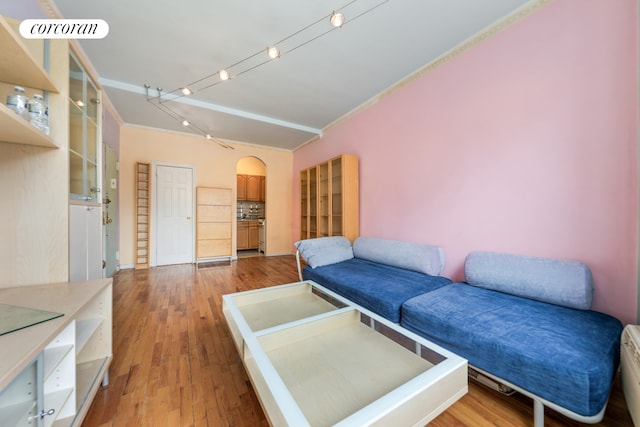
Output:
[
  {"xmin": 352, "ymin": 237, "xmax": 445, "ymax": 276},
  {"xmin": 465, "ymin": 251, "xmax": 593, "ymax": 310},
  {"xmin": 294, "ymin": 237, "xmax": 353, "ymax": 268}
]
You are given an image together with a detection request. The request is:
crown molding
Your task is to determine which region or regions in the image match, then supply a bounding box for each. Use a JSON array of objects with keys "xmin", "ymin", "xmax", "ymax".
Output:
[{"xmin": 317, "ymin": 0, "xmax": 556, "ymax": 142}]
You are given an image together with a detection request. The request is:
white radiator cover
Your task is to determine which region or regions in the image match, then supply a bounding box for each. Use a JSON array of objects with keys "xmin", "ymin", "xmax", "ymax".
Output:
[{"xmin": 622, "ymin": 325, "xmax": 640, "ymax": 426}]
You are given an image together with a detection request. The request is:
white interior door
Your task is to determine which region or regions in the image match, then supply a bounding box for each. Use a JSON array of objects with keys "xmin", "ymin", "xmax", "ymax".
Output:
[{"xmin": 155, "ymin": 164, "xmax": 194, "ymax": 265}]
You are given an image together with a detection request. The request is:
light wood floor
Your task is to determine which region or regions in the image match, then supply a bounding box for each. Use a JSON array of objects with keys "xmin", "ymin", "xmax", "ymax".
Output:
[{"xmin": 82, "ymin": 255, "xmax": 634, "ymax": 427}]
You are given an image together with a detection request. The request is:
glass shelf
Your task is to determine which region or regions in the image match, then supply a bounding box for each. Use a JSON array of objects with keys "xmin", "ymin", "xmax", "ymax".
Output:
[{"xmin": 0, "ymin": 303, "xmax": 63, "ymax": 336}]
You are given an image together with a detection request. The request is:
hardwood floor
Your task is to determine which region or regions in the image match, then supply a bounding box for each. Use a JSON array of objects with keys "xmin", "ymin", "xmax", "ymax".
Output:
[{"xmin": 82, "ymin": 256, "xmax": 633, "ymax": 426}]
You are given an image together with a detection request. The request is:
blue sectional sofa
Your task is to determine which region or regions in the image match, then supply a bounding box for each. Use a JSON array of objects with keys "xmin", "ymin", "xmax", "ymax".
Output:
[
  {"xmin": 294, "ymin": 237, "xmax": 623, "ymax": 427},
  {"xmin": 295, "ymin": 236, "xmax": 451, "ymax": 322}
]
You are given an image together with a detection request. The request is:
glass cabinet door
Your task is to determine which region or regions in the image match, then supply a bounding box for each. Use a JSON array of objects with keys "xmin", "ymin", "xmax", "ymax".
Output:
[
  {"xmin": 69, "ymin": 52, "xmax": 100, "ymax": 202},
  {"xmin": 330, "ymin": 157, "xmax": 343, "ymax": 236}
]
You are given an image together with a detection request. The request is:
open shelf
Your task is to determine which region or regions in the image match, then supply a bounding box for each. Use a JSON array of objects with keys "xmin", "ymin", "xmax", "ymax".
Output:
[
  {"xmin": 44, "ymin": 344, "xmax": 74, "ymax": 381},
  {"xmin": 76, "ymin": 357, "xmax": 109, "ymax": 410},
  {"xmin": 76, "ymin": 318, "xmax": 102, "ymax": 355},
  {"xmin": 44, "ymin": 388, "xmax": 74, "ymax": 427},
  {"xmin": 2, "ymin": 399, "xmax": 37, "ymax": 426},
  {"xmin": 0, "ymin": 102, "xmax": 58, "ymax": 147},
  {"xmin": 0, "ymin": 15, "xmax": 59, "ymax": 93}
]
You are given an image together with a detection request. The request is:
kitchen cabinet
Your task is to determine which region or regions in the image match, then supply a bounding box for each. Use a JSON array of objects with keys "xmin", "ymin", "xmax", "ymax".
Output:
[
  {"xmin": 300, "ymin": 154, "xmax": 359, "ymax": 242},
  {"xmin": 237, "ymin": 174, "xmax": 265, "ymax": 201},
  {"xmin": 237, "ymin": 222, "xmax": 249, "ymax": 250},
  {"xmin": 259, "ymin": 175, "xmax": 266, "ymax": 202},
  {"xmin": 246, "ymin": 175, "xmax": 260, "ymax": 201},
  {"xmin": 237, "ymin": 175, "xmax": 247, "ymax": 200},
  {"xmin": 237, "ymin": 221, "xmax": 259, "ymax": 250},
  {"xmin": 248, "ymin": 222, "xmax": 259, "ymax": 249},
  {"xmin": 196, "ymin": 187, "xmax": 232, "ymax": 260},
  {"xmin": 0, "ymin": 279, "xmax": 112, "ymax": 427}
]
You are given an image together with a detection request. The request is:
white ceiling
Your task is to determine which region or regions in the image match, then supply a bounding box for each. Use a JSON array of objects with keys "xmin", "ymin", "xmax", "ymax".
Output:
[{"xmin": 41, "ymin": 0, "xmax": 537, "ymax": 150}]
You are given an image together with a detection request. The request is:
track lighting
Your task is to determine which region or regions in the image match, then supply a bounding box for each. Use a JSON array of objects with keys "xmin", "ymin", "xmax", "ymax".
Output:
[
  {"xmin": 266, "ymin": 46, "xmax": 280, "ymax": 59},
  {"xmin": 142, "ymin": 1, "xmax": 390, "ymax": 147},
  {"xmin": 330, "ymin": 11, "xmax": 345, "ymax": 28}
]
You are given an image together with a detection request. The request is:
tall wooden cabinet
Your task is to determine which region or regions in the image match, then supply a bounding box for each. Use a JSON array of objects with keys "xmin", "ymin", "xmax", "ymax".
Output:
[
  {"xmin": 196, "ymin": 187, "xmax": 232, "ymax": 260},
  {"xmin": 300, "ymin": 154, "xmax": 359, "ymax": 242},
  {"xmin": 0, "ymin": 15, "xmax": 111, "ymax": 427},
  {"xmin": 0, "ymin": 15, "xmax": 69, "ymax": 287}
]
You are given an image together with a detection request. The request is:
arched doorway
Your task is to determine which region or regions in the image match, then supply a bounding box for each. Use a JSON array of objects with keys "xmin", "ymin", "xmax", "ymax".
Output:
[{"xmin": 237, "ymin": 157, "xmax": 266, "ymax": 257}]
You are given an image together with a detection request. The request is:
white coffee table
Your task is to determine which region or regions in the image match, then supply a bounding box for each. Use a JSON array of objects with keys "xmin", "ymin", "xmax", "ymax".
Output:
[{"xmin": 223, "ymin": 280, "xmax": 467, "ymax": 427}]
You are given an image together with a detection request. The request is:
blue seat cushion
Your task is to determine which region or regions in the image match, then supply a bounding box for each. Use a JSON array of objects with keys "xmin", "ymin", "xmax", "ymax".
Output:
[
  {"xmin": 400, "ymin": 283, "xmax": 623, "ymax": 417},
  {"xmin": 302, "ymin": 258, "xmax": 451, "ymax": 323}
]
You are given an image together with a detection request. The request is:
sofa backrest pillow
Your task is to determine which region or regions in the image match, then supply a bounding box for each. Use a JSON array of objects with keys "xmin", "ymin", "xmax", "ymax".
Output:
[
  {"xmin": 352, "ymin": 237, "xmax": 445, "ymax": 276},
  {"xmin": 464, "ymin": 251, "xmax": 594, "ymax": 310},
  {"xmin": 294, "ymin": 236, "xmax": 354, "ymax": 268}
]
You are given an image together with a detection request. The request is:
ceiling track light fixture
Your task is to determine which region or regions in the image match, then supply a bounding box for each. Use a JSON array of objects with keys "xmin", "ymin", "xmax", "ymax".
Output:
[
  {"xmin": 143, "ymin": 82, "xmax": 234, "ymax": 149},
  {"xmin": 330, "ymin": 11, "xmax": 345, "ymax": 28},
  {"xmin": 142, "ymin": 0, "xmax": 390, "ymax": 148},
  {"xmin": 266, "ymin": 46, "xmax": 280, "ymax": 59}
]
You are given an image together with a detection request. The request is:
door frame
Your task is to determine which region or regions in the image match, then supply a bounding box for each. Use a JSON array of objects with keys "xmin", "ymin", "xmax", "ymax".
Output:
[
  {"xmin": 151, "ymin": 161, "xmax": 197, "ymax": 267},
  {"xmin": 102, "ymin": 143, "xmax": 118, "ymax": 277}
]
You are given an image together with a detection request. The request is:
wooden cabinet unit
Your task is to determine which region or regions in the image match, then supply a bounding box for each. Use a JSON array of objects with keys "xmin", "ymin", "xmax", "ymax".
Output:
[
  {"xmin": 246, "ymin": 175, "xmax": 260, "ymax": 201},
  {"xmin": 300, "ymin": 154, "xmax": 359, "ymax": 242},
  {"xmin": 196, "ymin": 187, "xmax": 232, "ymax": 260},
  {"xmin": 237, "ymin": 174, "xmax": 265, "ymax": 201},
  {"xmin": 237, "ymin": 221, "xmax": 259, "ymax": 250},
  {"xmin": 249, "ymin": 222, "xmax": 259, "ymax": 249},
  {"xmin": 0, "ymin": 15, "xmax": 71, "ymax": 287},
  {"xmin": 259, "ymin": 175, "xmax": 266, "ymax": 202},
  {"xmin": 237, "ymin": 175, "xmax": 247, "ymax": 200},
  {"xmin": 237, "ymin": 221, "xmax": 249, "ymax": 250}
]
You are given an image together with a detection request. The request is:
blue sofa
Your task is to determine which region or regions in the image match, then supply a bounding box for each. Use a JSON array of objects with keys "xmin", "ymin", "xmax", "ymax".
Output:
[
  {"xmin": 295, "ymin": 236, "xmax": 451, "ymax": 322},
  {"xmin": 294, "ymin": 237, "xmax": 623, "ymax": 426}
]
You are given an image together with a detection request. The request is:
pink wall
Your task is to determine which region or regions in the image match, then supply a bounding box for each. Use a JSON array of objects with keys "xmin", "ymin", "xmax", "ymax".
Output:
[{"xmin": 293, "ymin": 0, "xmax": 639, "ymax": 325}]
